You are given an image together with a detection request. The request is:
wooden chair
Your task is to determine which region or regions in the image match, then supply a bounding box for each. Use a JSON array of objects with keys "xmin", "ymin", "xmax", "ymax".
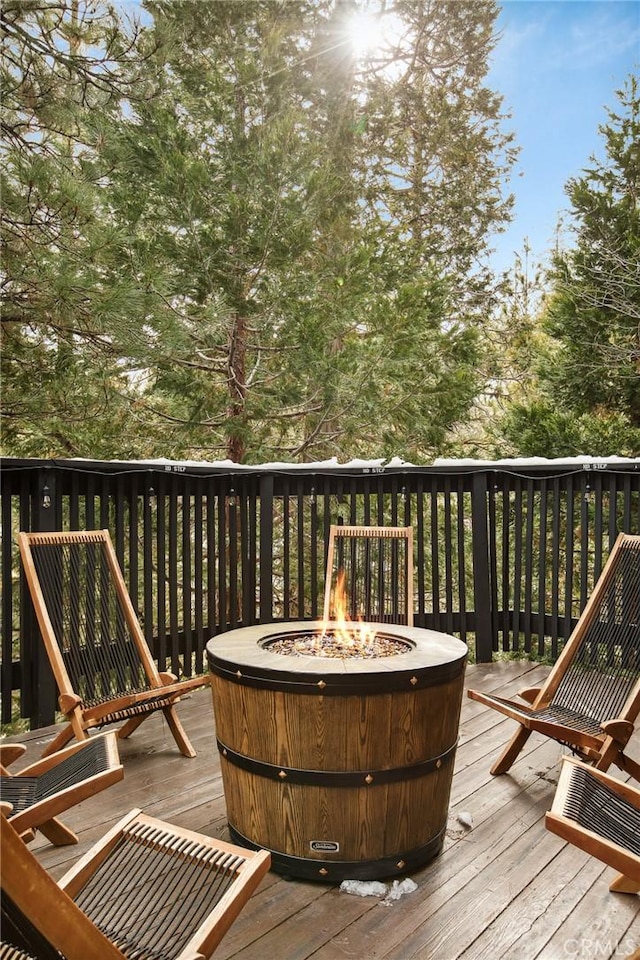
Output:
[
  {"xmin": 323, "ymin": 524, "xmax": 414, "ymax": 626},
  {"xmin": 546, "ymin": 757, "xmax": 640, "ymax": 894},
  {"xmin": 1, "ymin": 806, "xmax": 271, "ymax": 959},
  {"xmin": 0, "ymin": 732, "xmax": 123, "ymax": 846},
  {"xmin": 468, "ymin": 533, "xmax": 640, "ymax": 778},
  {"xmin": 18, "ymin": 530, "xmax": 210, "ymax": 759}
]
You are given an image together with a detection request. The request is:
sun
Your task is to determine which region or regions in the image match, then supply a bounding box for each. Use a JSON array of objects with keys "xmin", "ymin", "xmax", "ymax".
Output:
[
  {"xmin": 345, "ymin": 5, "xmax": 406, "ymax": 77},
  {"xmin": 347, "ymin": 9, "xmax": 384, "ymax": 57}
]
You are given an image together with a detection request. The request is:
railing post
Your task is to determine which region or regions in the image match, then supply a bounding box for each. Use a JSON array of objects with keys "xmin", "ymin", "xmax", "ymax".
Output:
[
  {"xmin": 259, "ymin": 474, "xmax": 274, "ymax": 623},
  {"xmin": 31, "ymin": 468, "xmax": 58, "ymax": 727},
  {"xmin": 471, "ymin": 471, "xmax": 494, "ymax": 662}
]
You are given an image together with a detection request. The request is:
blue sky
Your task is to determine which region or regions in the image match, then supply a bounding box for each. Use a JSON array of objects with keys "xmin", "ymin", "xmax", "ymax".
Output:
[{"xmin": 488, "ymin": 0, "xmax": 640, "ymax": 274}]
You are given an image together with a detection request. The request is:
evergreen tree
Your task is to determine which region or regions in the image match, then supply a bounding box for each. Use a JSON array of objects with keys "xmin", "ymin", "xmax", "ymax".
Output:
[
  {"xmin": 103, "ymin": 0, "xmax": 515, "ymax": 462},
  {"xmin": 496, "ymin": 77, "xmax": 640, "ymax": 457},
  {"xmin": 2, "ymin": 0, "xmax": 516, "ymax": 463},
  {"xmin": 1, "ymin": 0, "xmax": 162, "ymax": 456}
]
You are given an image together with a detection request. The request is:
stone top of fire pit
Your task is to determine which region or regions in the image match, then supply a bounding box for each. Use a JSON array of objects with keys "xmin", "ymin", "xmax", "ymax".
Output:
[
  {"xmin": 207, "ymin": 621, "xmax": 468, "ymax": 695},
  {"xmin": 266, "ymin": 628, "xmax": 409, "ymax": 659}
]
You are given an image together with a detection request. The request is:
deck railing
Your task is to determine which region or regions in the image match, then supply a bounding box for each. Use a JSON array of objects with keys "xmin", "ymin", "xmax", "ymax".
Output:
[{"xmin": 1, "ymin": 456, "xmax": 639, "ymax": 729}]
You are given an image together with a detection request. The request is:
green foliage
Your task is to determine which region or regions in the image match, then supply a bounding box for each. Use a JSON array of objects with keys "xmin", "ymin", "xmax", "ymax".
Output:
[
  {"xmin": 1, "ymin": 0, "xmax": 165, "ymax": 456},
  {"xmin": 495, "ymin": 401, "xmax": 638, "ymax": 458},
  {"xmin": 2, "ymin": 0, "xmax": 516, "ymax": 463},
  {"xmin": 494, "ymin": 77, "xmax": 640, "ymax": 458}
]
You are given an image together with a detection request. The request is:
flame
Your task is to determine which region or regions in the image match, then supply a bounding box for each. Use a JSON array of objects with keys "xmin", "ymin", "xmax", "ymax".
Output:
[{"xmin": 323, "ymin": 569, "xmax": 377, "ymax": 646}]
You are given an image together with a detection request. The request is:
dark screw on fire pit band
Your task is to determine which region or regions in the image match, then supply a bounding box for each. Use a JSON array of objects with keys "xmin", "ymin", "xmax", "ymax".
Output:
[{"xmin": 207, "ymin": 621, "xmax": 467, "ymax": 882}]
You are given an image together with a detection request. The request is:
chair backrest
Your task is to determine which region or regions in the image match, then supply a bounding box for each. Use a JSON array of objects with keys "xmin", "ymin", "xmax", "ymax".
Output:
[
  {"xmin": 1, "ymin": 733, "xmax": 115, "ymax": 814},
  {"xmin": 323, "ymin": 525, "xmax": 414, "ymax": 626},
  {"xmin": 0, "ymin": 943, "xmax": 42, "ymax": 960},
  {"xmin": 19, "ymin": 530, "xmax": 161, "ymax": 708},
  {"xmin": 551, "ymin": 759, "xmax": 640, "ymax": 857},
  {"xmin": 550, "ymin": 534, "xmax": 640, "ymax": 725}
]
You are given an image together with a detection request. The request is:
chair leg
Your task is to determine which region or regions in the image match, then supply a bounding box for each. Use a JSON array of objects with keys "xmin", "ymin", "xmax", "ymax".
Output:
[
  {"xmin": 594, "ymin": 735, "xmax": 630, "ymax": 774},
  {"xmin": 118, "ymin": 706, "xmax": 197, "ymax": 757},
  {"xmin": 163, "ymin": 705, "xmax": 197, "ymax": 758},
  {"xmin": 619, "ymin": 753, "xmax": 640, "ymax": 782},
  {"xmin": 15, "ymin": 827, "xmax": 36, "ymax": 844},
  {"xmin": 490, "ymin": 725, "xmax": 532, "ymax": 775},
  {"xmin": 597, "ymin": 744, "xmax": 640, "ymax": 782},
  {"xmin": 609, "ymin": 872, "xmax": 640, "ymax": 895},
  {"xmin": 37, "ymin": 816, "xmax": 78, "ymax": 846},
  {"xmin": 117, "ymin": 714, "xmax": 147, "ymax": 740},
  {"xmin": 40, "ymin": 723, "xmax": 80, "ymax": 758}
]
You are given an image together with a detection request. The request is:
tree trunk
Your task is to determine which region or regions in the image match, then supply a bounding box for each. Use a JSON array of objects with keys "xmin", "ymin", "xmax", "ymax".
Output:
[{"xmin": 227, "ymin": 311, "xmax": 247, "ymax": 462}]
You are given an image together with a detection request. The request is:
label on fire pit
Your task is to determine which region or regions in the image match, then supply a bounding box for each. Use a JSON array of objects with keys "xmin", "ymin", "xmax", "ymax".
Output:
[{"xmin": 310, "ymin": 840, "xmax": 340, "ymax": 853}]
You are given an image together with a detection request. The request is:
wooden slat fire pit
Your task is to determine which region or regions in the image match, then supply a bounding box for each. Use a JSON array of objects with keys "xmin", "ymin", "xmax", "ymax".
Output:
[{"xmin": 207, "ymin": 621, "xmax": 467, "ymax": 882}]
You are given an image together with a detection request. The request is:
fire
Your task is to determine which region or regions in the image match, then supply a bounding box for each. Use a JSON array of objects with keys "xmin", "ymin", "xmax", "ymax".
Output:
[{"xmin": 324, "ymin": 569, "xmax": 377, "ymax": 646}]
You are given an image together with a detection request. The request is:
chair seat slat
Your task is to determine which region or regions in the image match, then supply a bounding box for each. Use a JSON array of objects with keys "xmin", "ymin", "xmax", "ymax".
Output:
[
  {"xmin": 561, "ymin": 764, "xmax": 640, "ymax": 856},
  {"xmin": 0, "ymin": 780, "xmax": 38, "ymax": 815},
  {"xmin": 530, "ymin": 704, "xmax": 605, "ymax": 737}
]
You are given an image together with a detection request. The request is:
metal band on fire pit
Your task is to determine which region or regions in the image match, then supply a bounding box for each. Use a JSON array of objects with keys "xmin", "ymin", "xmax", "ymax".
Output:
[
  {"xmin": 227, "ymin": 824, "xmax": 447, "ymax": 882},
  {"xmin": 208, "ymin": 655, "xmax": 465, "ymax": 696},
  {"xmin": 216, "ymin": 737, "xmax": 457, "ymax": 786}
]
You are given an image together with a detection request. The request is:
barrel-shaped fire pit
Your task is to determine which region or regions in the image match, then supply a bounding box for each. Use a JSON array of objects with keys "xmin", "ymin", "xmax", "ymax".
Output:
[{"xmin": 207, "ymin": 621, "xmax": 467, "ymax": 882}]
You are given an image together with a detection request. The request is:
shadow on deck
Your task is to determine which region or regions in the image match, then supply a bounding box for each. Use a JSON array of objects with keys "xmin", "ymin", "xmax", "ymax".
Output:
[{"xmin": 5, "ymin": 661, "xmax": 640, "ymax": 960}]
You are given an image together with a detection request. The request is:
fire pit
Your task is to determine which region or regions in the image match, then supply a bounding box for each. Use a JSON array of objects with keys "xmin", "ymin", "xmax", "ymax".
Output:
[{"xmin": 207, "ymin": 621, "xmax": 467, "ymax": 882}]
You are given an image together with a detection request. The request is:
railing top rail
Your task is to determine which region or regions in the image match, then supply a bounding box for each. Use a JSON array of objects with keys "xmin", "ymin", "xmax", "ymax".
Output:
[{"xmin": 2, "ymin": 456, "xmax": 639, "ymax": 479}]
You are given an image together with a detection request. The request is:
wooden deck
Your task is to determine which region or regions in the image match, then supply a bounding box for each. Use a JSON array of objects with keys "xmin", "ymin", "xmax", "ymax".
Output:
[{"xmin": 6, "ymin": 660, "xmax": 640, "ymax": 960}]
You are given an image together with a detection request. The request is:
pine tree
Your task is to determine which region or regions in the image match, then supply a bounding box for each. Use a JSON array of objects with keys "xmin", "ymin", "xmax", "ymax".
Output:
[
  {"xmin": 103, "ymin": 0, "xmax": 515, "ymax": 463},
  {"xmin": 496, "ymin": 77, "xmax": 640, "ymax": 457},
  {"xmin": 2, "ymin": 0, "xmax": 516, "ymax": 463},
  {"xmin": 1, "ymin": 0, "xmax": 162, "ymax": 456}
]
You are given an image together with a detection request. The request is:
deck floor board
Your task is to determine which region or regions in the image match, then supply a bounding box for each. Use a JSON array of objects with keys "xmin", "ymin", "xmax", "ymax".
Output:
[{"xmin": 5, "ymin": 661, "xmax": 639, "ymax": 960}]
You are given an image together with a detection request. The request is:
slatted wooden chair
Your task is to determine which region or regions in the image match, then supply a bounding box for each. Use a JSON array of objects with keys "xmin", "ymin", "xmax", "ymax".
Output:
[
  {"xmin": 1, "ymin": 806, "xmax": 271, "ymax": 959},
  {"xmin": 0, "ymin": 732, "xmax": 123, "ymax": 846},
  {"xmin": 468, "ymin": 533, "xmax": 640, "ymax": 778},
  {"xmin": 19, "ymin": 530, "xmax": 210, "ymax": 759},
  {"xmin": 323, "ymin": 524, "xmax": 414, "ymax": 626},
  {"xmin": 546, "ymin": 757, "xmax": 640, "ymax": 894}
]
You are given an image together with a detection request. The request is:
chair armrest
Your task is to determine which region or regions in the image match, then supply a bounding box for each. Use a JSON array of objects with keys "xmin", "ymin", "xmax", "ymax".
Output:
[
  {"xmin": 59, "ymin": 693, "xmax": 83, "ymax": 714},
  {"xmin": 159, "ymin": 671, "xmax": 178, "ymax": 684},
  {"xmin": 0, "ymin": 744, "xmax": 27, "ymax": 770},
  {"xmin": 600, "ymin": 719, "xmax": 634, "ymax": 745},
  {"xmin": 517, "ymin": 687, "xmax": 542, "ymax": 705}
]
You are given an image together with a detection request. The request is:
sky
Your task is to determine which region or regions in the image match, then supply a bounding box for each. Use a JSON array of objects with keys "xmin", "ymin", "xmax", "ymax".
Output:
[{"xmin": 488, "ymin": 0, "xmax": 640, "ymax": 275}]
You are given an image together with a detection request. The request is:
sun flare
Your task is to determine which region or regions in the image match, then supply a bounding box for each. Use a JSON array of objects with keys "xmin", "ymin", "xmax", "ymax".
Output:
[
  {"xmin": 347, "ymin": 10, "xmax": 384, "ymax": 57},
  {"xmin": 345, "ymin": 5, "xmax": 406, "ymax": 79}
]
